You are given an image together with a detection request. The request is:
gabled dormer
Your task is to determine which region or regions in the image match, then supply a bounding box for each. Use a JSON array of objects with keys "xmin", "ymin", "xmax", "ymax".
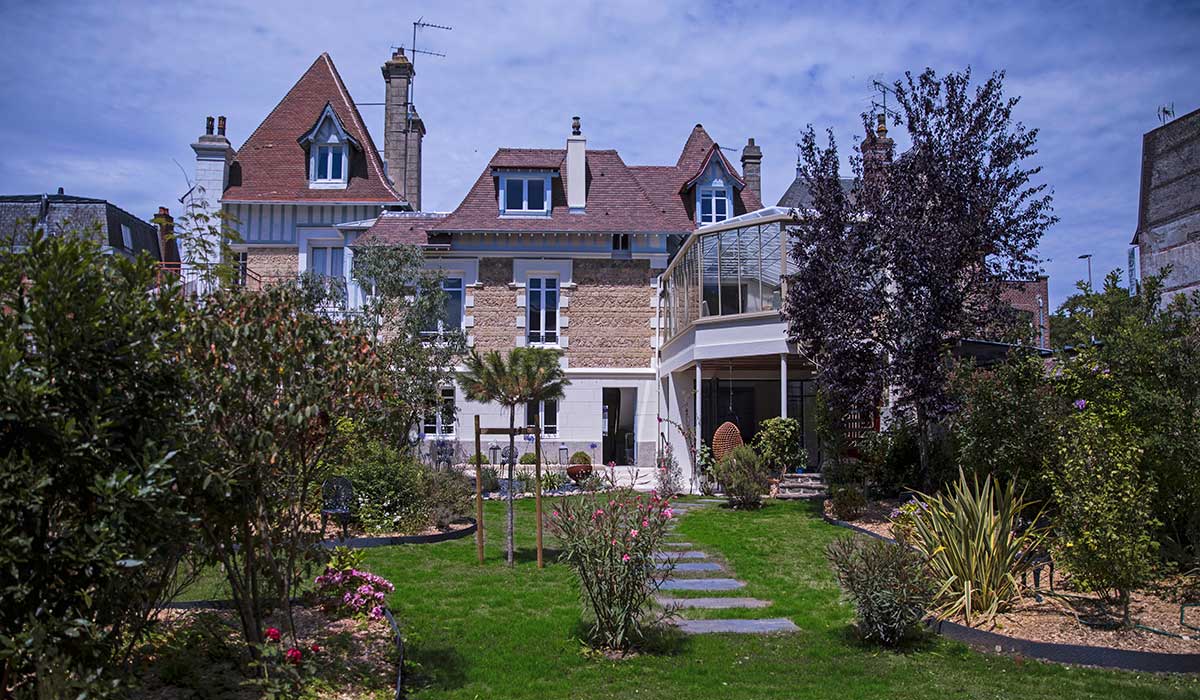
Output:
[
  {"xmin": 682, "ymin": 145, "xmax": 745, "ymax": 226},
  {"xmin": 298, "ymin": 103, "xmax": 361, "ymax": 190}
]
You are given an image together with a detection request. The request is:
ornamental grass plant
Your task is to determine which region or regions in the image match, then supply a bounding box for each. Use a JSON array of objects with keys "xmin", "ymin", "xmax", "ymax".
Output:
[
  {"xmin": 549, "ymin": 489, "xmax": 676, "ymax": 652},
  {"xmin": 908, "ymin": 469, "xmax": 1048, "ymax": 626}
]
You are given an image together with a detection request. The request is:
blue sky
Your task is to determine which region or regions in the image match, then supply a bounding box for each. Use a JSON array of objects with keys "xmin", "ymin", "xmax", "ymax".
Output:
[{"xmin": 1, "ymin": 0, "xmax": 1197, "ymax": 306}]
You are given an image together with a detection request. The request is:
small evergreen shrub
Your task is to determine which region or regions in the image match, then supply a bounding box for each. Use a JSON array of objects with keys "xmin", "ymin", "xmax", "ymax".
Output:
[
  {"xmin": 519, "ymin": 451, "xmax": 538, "ymax": 465},
  {"xmin": 569, "ymin": 450, "xmax": 593, "ymax": 465},
  {"xmin": 827, "ymin": 536, "xmax": 934, "ymax": 646},
  {"xmin": 425, "ymin": 470, "xmax": 472, "ymax": 530},
  {"xmin": 468, "ymin": 452, "xmax": 489, "ymax": 466},
  {"xmin": 753, "ymin": 417, "xmax": 805, "ymax": 473},
  {"xmin": 478, "ymin": 466, "xmax": 500, "ymax": 493},
  {"xmin": 830, "ymin": 485, "xmax": 867, "ymax": 520},
  {"xmin": 548, "ymin": 489, "xmax": 675, "ymax": 651},
  {"xmin": 337, "ymin": 439, "xmax": 430, "ymax": 534},
  {"xmin": 822, "ymin": 456, "xmax": 865, "ymax": 489},
  {"xmin": 714, "ymin": 445, "xmax": 769, "ymax": 508}
]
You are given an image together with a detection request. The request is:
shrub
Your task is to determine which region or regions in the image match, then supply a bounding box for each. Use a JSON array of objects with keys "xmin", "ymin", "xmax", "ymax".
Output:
[
  {"xmin": 753, "ymin": 417, "xmax": 805, "ymax": 473},
  {"xmin": 908, "ymin": 469, "xmax": 1048, "ymax": 626},
  {"xmin": 822, "ymin": 456, "xmax": 865, "ymax": 489},
  {"xmin": 314, "ymin": 561, "xmax": 394, "ymax": 621},
  {"xmin": 830, "ymin": 485, "xmax": 868, "ymax": 521},
  {"xmin": 827, "ymin": 536, "xmax": 934, "ymax": 646},
  {"xmin": 0, "ymin": 230, "xmax": 196, "ymax": 695},
  {"xmin": 1049, "ymin": 410, "xmax": 1158, "ymax": 626},
  {"xmin": 426, "ymin": 470, "xmax": 472, "ymax": 530},
  {"xmin": 468, "ymin": 452, "xmax": 489, "ymax": 466},
  {"xmin": 548, "ymin": 489, "xmax": 675, "ymax": 651},
  {"xmin": 337, "ymin": 437, "xmax": 430, "ymax": 533},
  {"xmin": 570, "ymin": 450, "xmax": 593, "ymax": 465},
  {"xmin": 476, "ymin": 465, "xmax": 501, "ymax": 493},
  {"xmin": 655, "ymin": 443, "xmax": 685, "ymax": 496},
  {"xmin": 519, "ymin": 451, "xmax": 538, "ymax": 465},
  {"xmin": 714, "ymin": 445, "xmax": 769, "ymax": 508},
  {"xmin": 540, "ymin": 471, "xmax": 569, "ymax": 492},
  {"xmin": 888, "ymin": 497, "xmax": 929, "ymax": 543}
]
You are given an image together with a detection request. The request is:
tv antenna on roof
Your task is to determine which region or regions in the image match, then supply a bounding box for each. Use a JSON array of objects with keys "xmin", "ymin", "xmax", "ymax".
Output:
[
  {"xmin": 404, "ymin": 18, "xmax": 451, "ymax": 105},
  {"xmin": 1157, "ymin": 103, "xmax": 1175, "ymax": 125},
  {"xmin": 871, "ymin": 79, "xmax": 901, "ymax": 121}
]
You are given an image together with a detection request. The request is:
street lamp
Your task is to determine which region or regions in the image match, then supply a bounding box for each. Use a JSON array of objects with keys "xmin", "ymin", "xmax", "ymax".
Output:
[{"xmin": 1078, "ymin": 253, "xmax": 1094, "ymax": 290}]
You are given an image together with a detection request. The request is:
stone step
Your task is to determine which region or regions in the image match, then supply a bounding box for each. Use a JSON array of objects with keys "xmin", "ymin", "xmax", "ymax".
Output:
[
  {"xmin": 672, "ymin": 618, "xmax": 798, "ymax": 634},
  {"xmin": 654, "ymin": 551, "xmax": 707, "ymax": 560},
  {"xmin": 661, "ymin": 541, "xmax": 694, "ymax": 548},
  {"xmin": 660, "ymin": 578, "xmax": 745, "ymax": 591},
  {"xmin": 658, "ymin": 562, "xmax": 723, "ymax": 572},
  {"xmin": 656, "ymin": 596, "xmax": 771, "ymax": 609}
]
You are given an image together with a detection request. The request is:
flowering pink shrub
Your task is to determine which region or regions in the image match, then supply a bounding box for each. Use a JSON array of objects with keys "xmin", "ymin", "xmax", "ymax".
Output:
[
  {"xmin": 548, "ymin": 489, "xmax": 676, "ymax": 651},
  {"xmin": 314, "ymin": 566, "xmax": 395, "ymax": 620}
]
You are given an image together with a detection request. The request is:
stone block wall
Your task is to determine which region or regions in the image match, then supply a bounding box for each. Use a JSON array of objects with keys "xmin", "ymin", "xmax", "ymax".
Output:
[
  {"xmin": 470, "ymin": 258, "xmax": 517, "ymax": 353},
  {"xmin": 568, "ymin": 259, "xmax": 655, "ymax": 368},
  {"xmin": 245, "ymin": 247, "xmax": 298, "ymax": 288}
]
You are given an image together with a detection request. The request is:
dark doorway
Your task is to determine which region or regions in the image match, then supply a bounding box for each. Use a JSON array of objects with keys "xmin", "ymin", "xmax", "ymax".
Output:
[{"xmin": 602, "ymin": 387, "xmax": 637, "ymax": 465}]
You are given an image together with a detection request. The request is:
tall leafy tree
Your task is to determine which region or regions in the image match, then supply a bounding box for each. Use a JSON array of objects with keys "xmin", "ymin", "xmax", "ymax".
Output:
[
  {"xmin": 458, "ymin": 348, "xmax": 568, "ymax": 566},
  {"xmin": 786, "ymin": 67, "xmax": 1056, "ymax": 484}
]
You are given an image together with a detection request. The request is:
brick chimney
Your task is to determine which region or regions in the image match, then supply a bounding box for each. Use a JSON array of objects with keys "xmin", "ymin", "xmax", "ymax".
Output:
[
  {"xmin": 154, "ymin": 206, "xmax": 179, "ymax": 264},
  {"xmin": 861, "ymin": 113, "xmax": 894, "ymax": 177},
  {"xmin": 740, "ymin": 138, "xmax": 762, "ymax": 204},
  {"xmin": 382, "ymin": 49, "xmax": 425, "ymax": 210}
]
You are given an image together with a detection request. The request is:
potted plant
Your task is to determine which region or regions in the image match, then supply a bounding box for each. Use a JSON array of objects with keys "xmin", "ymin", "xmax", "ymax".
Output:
[{"xmin": 566, "ymin": 451, "xmax": 593, "ymax": 483}]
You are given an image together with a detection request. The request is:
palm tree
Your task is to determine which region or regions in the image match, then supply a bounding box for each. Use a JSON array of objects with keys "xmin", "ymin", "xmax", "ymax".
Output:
[{"xmin": 458, "ymin": 347, "xmax": 568, "ymax": 566}]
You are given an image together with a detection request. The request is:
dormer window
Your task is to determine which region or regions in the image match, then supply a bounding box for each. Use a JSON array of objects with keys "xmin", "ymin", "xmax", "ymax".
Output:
[
  {"xmin": 499, "ymin": 174, "xmax": 551, "ymax": 215},
  {"xmin": 699, "ymin": 187, "xmax": 729, "ymax": 225},
  {"xmin": 298, "ymin": 103, "xmax": 360, "ymax": 190}
]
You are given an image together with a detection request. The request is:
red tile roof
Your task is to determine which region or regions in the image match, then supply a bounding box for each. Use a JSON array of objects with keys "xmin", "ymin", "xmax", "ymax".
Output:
[
  {"xmin": 358, "ymin": 212, "xmax": 446, "ymax": 246},
  {"xmin": 221, "ymin": 53, "xmax": 402, "ymax": 204},
  {"xmin": 432, "ymin": 124, "xmax": 760, "ymax": 234}
]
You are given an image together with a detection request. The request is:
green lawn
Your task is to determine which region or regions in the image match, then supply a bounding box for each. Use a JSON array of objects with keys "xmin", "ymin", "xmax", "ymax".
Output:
[{"xmin": 358, "ymin": 497, "xmax": 1199, "ymax": 699}]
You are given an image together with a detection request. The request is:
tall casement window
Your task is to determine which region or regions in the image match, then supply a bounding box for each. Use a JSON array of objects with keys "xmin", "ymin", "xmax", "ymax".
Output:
[
  {"xmin": 527, "ymin": 277, "xmax": 559, "ymax": 345},
  {"xmin": 309, "ymin": 246, "xmax": 346, "ymax": 301},
  {"xmin": 301, "ymin": 105, "xmax": 356, "ymax": 189},
  {"xmin": 501, "ymin": 176, "xmax": 549, "ymax": 214},
  {"xmin": 526, "ymin": 399, "xmax": 558, "ymax": 436},
  {"xmin": 421, "ymin": 277, "xmax": 465, "ymax": 336},
  {"xmin": 313, "ymin": 145, "xmax": 346, "ymax": 182},
  {"xmin": 699, "ymin": 188, "xmax": 729, "ymax": 225},
  {"xmin": 424, "ymin": 387, "xmax": 456, "ymax": 436},
  {"xmin": 120, "ymin": 223, "xmax": 133, "ymax": 250}
]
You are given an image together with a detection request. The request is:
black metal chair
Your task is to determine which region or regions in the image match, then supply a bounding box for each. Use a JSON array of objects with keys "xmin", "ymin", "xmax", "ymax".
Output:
[{"xmin": 321, "ymin": 476, "xmax": 354, "ymax": 541}]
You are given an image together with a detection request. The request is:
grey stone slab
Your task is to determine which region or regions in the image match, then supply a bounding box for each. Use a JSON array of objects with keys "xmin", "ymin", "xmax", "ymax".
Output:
[
  {"xmin": 661, "ymin": 541, "xmax": 693, "ymax": 548},
  {"xmin": 656, "ymin": 596, "xmax": 772, "ymax": 609},
  {"xmin": 659, "ymin": 578, "xmax": 745, "ymax": 591},
  {"xmin": 673, "ymin": 618, "xmax": 798, "ymax": 634},
  {"xmin": 654, "ymin": 551, "xmax": 707, "ymax": 560},
  {"xmin": 657, "ymin": 562, "xmax": 723, "ymax": 572}
]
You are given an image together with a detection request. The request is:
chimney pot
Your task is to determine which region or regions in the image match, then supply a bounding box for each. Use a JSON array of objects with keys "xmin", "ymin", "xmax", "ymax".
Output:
[
  {"xmin": 876, "ymin": 113, "xmax": 888, "ymax": 138},
  {"xmin": 217, "ymin": 116, "xmax": 226, "ymax": 136},
  {"xmin": 57, "ymin": 187, "xmax": 64, "ymax": 195},
  {"xmin": 571, "ymin": 116, "xmax": 581, "ymax": 136},
  {"xmin": 205, "ymin": 116, "xmax": 214, "ymax": 136},
  {"xmin": 566, "ymin": 118, "xmax": 587, "ymax": 213}
]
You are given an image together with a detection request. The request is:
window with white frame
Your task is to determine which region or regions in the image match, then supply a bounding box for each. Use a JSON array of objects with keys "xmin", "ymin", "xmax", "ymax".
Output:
[
  {"xmin": 526, "ymin": 399, "xmax": 558, "ymax": 436},
  {"xmin": 312, "ymin": 144, "xmax": 347, "ymax": 184},
  {"xmin": 502, "ymin": 176, "xmax": 549, "ymax": 214},
  {"xmin": 699, "ymin": 188, "xmax": 729, "ymax": 225},
  {"xmin": 527, "ymin": 277, "xmax": 559, "ymax": 345},
  {"xmin": 309, "ymin": 245, "xmax": 346, "ymax": 302},
  {"xmin": 421, "ymin": 276, "xmax": 465, "ymax": 336},
  {"xmin": 423, "ymin": 387, "xmax": 456, "ymax": 436},
  {"xmin": 120, "ymin": 223, "xmax": 133, "ymax": 250}
]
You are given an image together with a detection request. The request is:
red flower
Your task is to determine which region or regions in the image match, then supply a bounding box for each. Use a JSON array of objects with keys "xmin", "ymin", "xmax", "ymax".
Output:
[
  {"xmin": 264, "ymin": 627, "xmax": 281, "ymax": 642},
  {"xmin": 285, "ymin": 647, "xmax": 303, "ymax": 664},
  {"xmin": 310, "ymin": 643, "xmax": 321, "ymax": 653}
]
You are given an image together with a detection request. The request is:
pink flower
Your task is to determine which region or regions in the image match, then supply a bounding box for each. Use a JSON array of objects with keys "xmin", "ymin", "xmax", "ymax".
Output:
[
  {"xmin": 642, "ymin": 519, "xmax": 649, "ymax": 527},
  {"xmin": 663, "ymin": 508, "xmax": 674, "ymax": 519},
  {"xmin": 370, "ymin": 605, "xmax": 384, "ymax": 620},
  {"xmin": 622, "ymin": 553, "xmax": 631, "ymax": 562},
  {"xmin": 630, "ymin": 529, "xmax": 639, "ymax": 538},
  {"xmin": 285, "ymin": 647, "xmax": 302, "ymax": 664},
  {"xmin": 264, "ymin": 627, "xmax": 281, "ymax": 642},
  {"xmin": 552, "ymin": 510, "xmax": 559, "ymax": 517}
]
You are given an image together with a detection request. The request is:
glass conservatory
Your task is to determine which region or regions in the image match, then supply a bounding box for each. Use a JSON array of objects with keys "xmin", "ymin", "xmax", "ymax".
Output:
[{"xmin": 660, "ymin": 207, "xmax": 799, "ymax": 341}]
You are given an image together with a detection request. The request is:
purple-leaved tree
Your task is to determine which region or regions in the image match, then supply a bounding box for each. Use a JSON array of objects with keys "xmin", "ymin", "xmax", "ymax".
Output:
[{"xmin": 785, "ymin": 67, "xmax": 1057, "ymax": 485}]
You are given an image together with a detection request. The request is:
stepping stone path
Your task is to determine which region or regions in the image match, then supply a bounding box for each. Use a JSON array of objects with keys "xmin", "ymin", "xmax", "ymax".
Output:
[{"xmin": 655, "ymin": 501, "xmax": 798, "ymax": 635}]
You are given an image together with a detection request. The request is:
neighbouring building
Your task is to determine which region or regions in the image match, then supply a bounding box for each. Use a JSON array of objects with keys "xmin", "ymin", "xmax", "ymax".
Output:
[
  {"xmin": 1132, "ymin": 105, "xmax": 1200, "ymax": 303},
  {"xmin": 190, "ymin": 50, "xmax": 763, "ymax": 473},
  {"xmin": 0, "ymin": 188, "xmax": 174, "ymax": 261}
]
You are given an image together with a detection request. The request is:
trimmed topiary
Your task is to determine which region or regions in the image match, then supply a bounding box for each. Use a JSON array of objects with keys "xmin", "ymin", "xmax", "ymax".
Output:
[
  {"xmin": 519, "ymin": 451, "xmax": 538, "ymax": 465},
  {"xmin": 569, "ymin": 450, "xmax": 592, "ymax": 465}
]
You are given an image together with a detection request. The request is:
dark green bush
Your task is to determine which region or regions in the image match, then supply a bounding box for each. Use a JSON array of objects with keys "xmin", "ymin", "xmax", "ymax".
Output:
[
  {"xmin": 826, "ymin": 536, "xmax": 934, "ymax": 646},
  {"xmin": 337, "ymin": 438, "xmax": 429, "ymax": 534},
  {"xmin": 752, "ymin": 417, "xmax": 805, "ymax": 473},
  {"xmin": 426, "ymin": 470, "xmax": 472, "ymax": 530},
  {"xmin": 714, "ymin": 445, "xmax": 769, "ymax": 508},
  {"xmin": 478, "ymin": 466, "xmax": 501, "ymax": 493},
  {"xmin": 822, "ymin": 457, "xmax": 865, "ymax": 489},
  {"xmin": 468, "ymin": 452, "xmax": 489, "ymax": 466},
  {"xmin": 830, "ymin": 485, "xmax": 867, "ymax": 521},
  {"xmin": 519, "ymin": 451, "xmax": 538, "ymax": 465},
  {"xmin": 0, "ymin": 230, "xmax": 196, "ymax": 695},
  {"xmin": 569, "ymin": 450, "xmax": 593, "ymax": 465}
]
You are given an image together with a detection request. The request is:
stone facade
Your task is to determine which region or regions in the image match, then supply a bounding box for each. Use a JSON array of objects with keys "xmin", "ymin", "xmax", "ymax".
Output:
[
  {"xmin": 1135, "ymin": 106, "xmax": 1200, "ymax": 303},
  {"xmin": 568, "ymin": 259, "xmax": 655, "ymax": 368},
  {"xmin": 1000, "ymin": 276, "xmax": 1051, "ymax": 348},
  {"xmin": 470, "ymin": 258, "xmax": 517, "ymax": 353},
  {"xmin": 245, "ymin": 247, "xmax": 299, "ymax": 288}
]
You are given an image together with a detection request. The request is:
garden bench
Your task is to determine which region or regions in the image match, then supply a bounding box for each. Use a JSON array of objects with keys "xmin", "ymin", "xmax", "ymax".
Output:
[{"xmin": 321, "ymin": 476, "xmax": 353, "ymax": 540}]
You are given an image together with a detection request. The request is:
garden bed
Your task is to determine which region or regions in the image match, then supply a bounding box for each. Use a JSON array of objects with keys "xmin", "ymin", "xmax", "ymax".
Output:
[
  {"xmin": 323, "ymin": 517, "xmax": 475, "ymax": 543},
  {"xmin": 824, "ymin": 498, "xmax": 1200, "ymax": 657},
  {"xmin": 133, "ymin": 607, "xmax": 399, "ymax": 699}
]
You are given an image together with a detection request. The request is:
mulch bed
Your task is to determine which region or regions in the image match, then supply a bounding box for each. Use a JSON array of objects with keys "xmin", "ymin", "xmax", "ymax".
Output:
[
  {"xmin": 323, "ymin": 518, "xmax": 473, "ymax": 542},
  {"xmin": 825, "ymin": 497, "xmax": 1200, "ymax": 656},
  {"xmin": 133, "ymin": 606, "xmax": 398, "ymax": 699}
]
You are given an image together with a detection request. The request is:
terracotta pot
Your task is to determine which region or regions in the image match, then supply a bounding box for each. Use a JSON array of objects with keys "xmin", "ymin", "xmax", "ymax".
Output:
[{"xmin": 566, "ymin": 463, "xmax": 593, "ymax": 484}]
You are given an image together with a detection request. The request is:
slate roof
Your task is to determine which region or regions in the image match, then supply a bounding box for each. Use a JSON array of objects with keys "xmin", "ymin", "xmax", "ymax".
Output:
[
  {"xmin": 776, "ymin": 174, "xmax": 855, "ymax": 209},
  {"xmin": 221, "ymin": 53, "xmax": 402, "ymax": 204},
  {"xmin": 359, "ymin": 212, "xmax": 448, "ymax": 246},
  {"xmin": 432, "ymin": 124, "xmax": 760, "ymax": 235}
]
